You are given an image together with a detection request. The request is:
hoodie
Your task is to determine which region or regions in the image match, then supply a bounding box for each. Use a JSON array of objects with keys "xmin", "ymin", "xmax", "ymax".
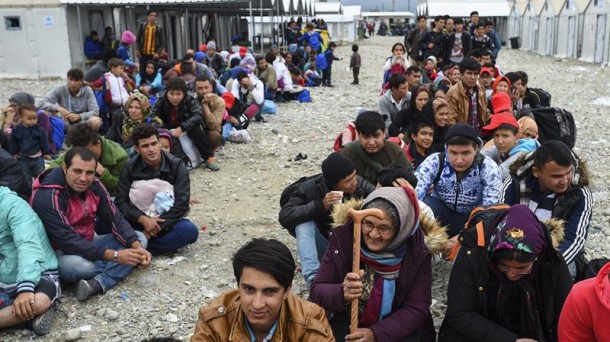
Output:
[{"xmin": 39, "ymin": 84, "xmax": 99, "ymax": 121}]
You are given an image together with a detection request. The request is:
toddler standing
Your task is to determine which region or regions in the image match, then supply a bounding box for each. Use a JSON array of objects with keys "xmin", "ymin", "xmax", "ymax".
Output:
[
  {"xmin": 350, "ymin": 44, "xmax": 361, "ymax": 85},
  {"xmin": 9, "ymin": 103, "xmax": 51, "ymax": 180}
]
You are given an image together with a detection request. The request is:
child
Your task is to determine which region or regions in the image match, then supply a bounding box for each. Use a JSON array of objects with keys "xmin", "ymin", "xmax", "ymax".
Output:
[
  {"xmin": 290, "ymin": 67, "xmax": 305, "ymax": 87},
  {"xmin": 350, "ymin": 44, "xmax": 361, "ymax": 85},
  {"xmin": 322, "ymin": 42, "xmax": 340, "ymax": 87},
  {"xmin": 117, "ymin": 30, "xmax": 138, "ymax": 75},
  {"xmin": 9, "ymin": 103, "xmax": 51, "ymax": 180},
  {"xmin": 304, "ymin": 60, "xmax": 322, "ymax": 87},
  {"xmin": 90, "ymin": 58, "xmax": 135, "ymax": 110},
  {"xmin": 382, "ymin": 43, "xmax": 408, "ymax": 88},
  {"xmin": 423, "ymin": 56, "xmax": 443, "ymax": 83},
  {"xmin": 406, "ymin": 120, "xmax": 434, "ymax": 168}
]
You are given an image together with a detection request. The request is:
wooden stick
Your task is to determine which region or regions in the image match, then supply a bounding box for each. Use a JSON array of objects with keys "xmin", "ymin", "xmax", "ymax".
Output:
[{"xmin": 348, "ymin": 207, "xmax": 386, "ymax": 334}]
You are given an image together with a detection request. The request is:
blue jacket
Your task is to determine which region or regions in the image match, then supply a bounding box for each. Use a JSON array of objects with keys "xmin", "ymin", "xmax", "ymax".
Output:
[
  {"xmin": 84, "ymin": 36, "xmax": 104, "ymax": 59},
  {"xmin": 415, "ymin": 152, "xmax": 502, "ymax": 213},
  {"xmin": 299, "ymin": 31, "xmax": 323, "ymax": 51},
  {"xmin": 136, "ymin": 72, "xmax": 164, "ymax": 94},
  {"xmin": 117, "ymin": 44, "xmax": 136, "ymax": 68},
  {"xmin": 0, "ymin": 187, "xmax": 58, "ymax": 293},
  {"xmin": 488, "ymin": 29, "xmax": 502, "ymax": 59},
  {"xmin": 9, "ymin": 124, "xmax": 51, "ymax": 157}
]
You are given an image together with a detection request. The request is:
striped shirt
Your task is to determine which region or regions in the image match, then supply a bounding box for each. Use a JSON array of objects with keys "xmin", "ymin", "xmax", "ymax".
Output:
[{"xmin": 143, "ymin": 24, "xmax": 156, "ymax": 55}]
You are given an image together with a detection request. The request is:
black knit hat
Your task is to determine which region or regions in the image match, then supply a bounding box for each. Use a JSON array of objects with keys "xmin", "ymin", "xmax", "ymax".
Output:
[
  {"xmin": 322, "ymin": 153, "xmax": 356, "ymax": 188},
  {"xmin": 445, "ymin": 123, "xmax": 481, "ymax": 146}
]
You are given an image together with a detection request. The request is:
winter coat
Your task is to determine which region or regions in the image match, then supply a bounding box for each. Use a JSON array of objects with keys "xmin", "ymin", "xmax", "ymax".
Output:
[
  {"xmin": 438, "ymin": 213, "xmax": 572, "ymax": 342},
  {"xmin": 404, "ymin": 27, "xmax": 429, "ymax": 61},
  {"xmin": 444, "ymin": 32, "xmax": 472, "ymax": 63},
  {"xmin": 558, "ymin": 262, "xmax": 610, "ymax": 341},
  {"xmin": 151, "ymin": 91, "xmax": 204, "ymax": 132},
  {"xmin": 500, "ymin": 154, "xmax": 592, "ymax": 265},
  {"xmin": 48, "ymin": 138, "xmax": 128, "ymax": 196},
  {"xmin": 201, "ymin": 93, "xmax": 226, "ymax": 149},
  {"xmin": 256, "ymin": 66, "xmax": 278, "ymax": 91},
  {"xmin": 419, "ymin": 30, "xmax": 446, "ymax": 61},
  {"xmin": 136, "ymin": 23, "xmax": 165, "ymax": 55},
  {"xmin": 30, "ymin": 167, "xmax": 139, "ymax": 261},
  {"xmin": 278, "ymin": 174, "xmax": 375, "ymax": 238},
  {"xmin": 115, "ymin": 151, "xmax": 190, "ymax": 234},
  {"xmin": 340, "ymin": 141, "xmax": 412, "ymax": 185},
  {"xmin": 39, "ymin": 85, "xmax": 99, "ymax": 121},
  {"xmin": 446, "ymin": 81, "xmax": 490, "ymax": 126},
  {"xmin": 191, "ymin": 289, "xmax": 334, "ymax": 342},
  {"xmin": 205, "ymin": 53, "xmax": 227, "ymax": 77},
  {"xmin": 84, "ymin": 36, "xmax": 104, "ymax": 59},
  {"xmin": 0, "ymin": 186, "xmax": 58, "ymax": 293}
]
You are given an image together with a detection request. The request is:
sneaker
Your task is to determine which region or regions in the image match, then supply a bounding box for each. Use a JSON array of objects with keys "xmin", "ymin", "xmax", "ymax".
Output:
[
  {"xmin": 76, "ymin": 279, "xmax": 103, "ymax": 302},
  {"xmin": 31, "ymin": 308, "xmax": 55, "ymax": 335},
  {"xmin": 205, "ymin": 157, "xmax": 220, "ymax": 171}
]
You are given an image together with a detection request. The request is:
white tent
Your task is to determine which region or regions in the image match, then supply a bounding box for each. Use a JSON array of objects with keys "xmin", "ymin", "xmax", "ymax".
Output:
[
  {"xmin": 580, "ymin": 0, "xmax": 609, "ymax": 63},
  {"xmin": 555, "ymin": 0, "xmax": 580, "ymax": 58}
]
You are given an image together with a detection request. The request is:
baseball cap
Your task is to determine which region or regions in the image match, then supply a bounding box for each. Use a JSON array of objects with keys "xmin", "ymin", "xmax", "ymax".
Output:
[{"xmin": 480, "ymin": 113, "xmax": 519, "ymax": 135}]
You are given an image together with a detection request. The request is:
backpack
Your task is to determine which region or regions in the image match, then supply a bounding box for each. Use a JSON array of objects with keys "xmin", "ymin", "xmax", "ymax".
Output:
[
  {"xmin": 333, "ymin": 123, "xmax": 357, "ymax": 152},
  {"xmin": 279, "ymin": 175, "xmax": 319, "ymax": 209},
  {"xmin": 315, "ymin": 52, "xmax": 328, "ymax": 71},
  {"xmin": 519, "ymin": 107, "xmax": 576, "ymax": 148},
  {"xmin": 309, "ymin": 33, "xmax": 321, "ymax": 52},
  {"xmin": 48, "ymin": 116, "xmax": 65, "ymax": 151},
  {"xmin": 93, "ymin": 74, "xmax": 111, "ymax": 114},
  {"xmin": 577, "ymin": 258, "xmax": 610, "ymax": 282},
  {"xmin": 296, "ymin": 89, "xmax": 311, "ymax": 103},
  {"xmin": 433, "ymin": 152, "xmax": 485, "ymax": 186},
  {"xmin": 529, "ymin": 88, "xmax": 551, "ymax": 107}
]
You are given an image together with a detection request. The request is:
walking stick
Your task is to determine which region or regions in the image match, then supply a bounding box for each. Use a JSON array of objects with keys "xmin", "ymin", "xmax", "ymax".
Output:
[{"xmin": 348, "ymin": 207, "xmax": 386, "ymax": 335}]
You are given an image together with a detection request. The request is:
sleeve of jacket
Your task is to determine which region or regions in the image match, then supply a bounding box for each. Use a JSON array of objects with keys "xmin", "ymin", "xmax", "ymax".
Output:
[
  {"xmin": 93, "ymin": 182, "xmax": 139, "ymax": 247},
  {"xmin": 32, "ymin": 188, "xmax": 107, "ymax": 261},
  {"xmin": 446, "ymin": 88, "xmax": 460, "ymax": 125},
  {"xmin": 150, "ymin": 94, "xmax": 164, "ymax": 120},
  {"xmin": 8, "ymin": 127, "xmax": 19, "ymax": 155},
  {"xmin": 179, "ymin": 97, "xmax": 204, "ymax": 132},
  {"xmin": 481, "ymin": 157, "xmax": 502, "ymax": 205},
  {"xmin": 557, "ymin": 281, "xmax": 593, "ymax": 342},
  {"xmin": 37, "ymin": 126, "xmax": 51, "ymax": 155},
  {"xmin": 310, "ymin": 229, "xmax": 349, "ymax": 313},
  {"xmin": 38, "ymin": 87, "xmax": 62, "ymax": 112},
  {"xmin": 251, "ymin": 81, "xmax": 265, "ymax": 106},
  {"xmin": 559, "ymin": 186, "xmax": 592, "ymax": 264},
  {"xmin": 156, "ymin": 26, "xmax": 165, "ymax": 53},
  {"xmin": 552, "ymin": 256, "xmax": 573, "ymax": 337},
  {"xmin": 79, "ymin": 87, "xmax": 99, "ymax": 121},
  {"xmin": 370, "ymin": 251, "xmax": 432, "ymax": 341},
  {"xmin": 444, "ymin": 247, "xmax": 519, "ymax": 342},
  {"xmin": 135, "ymin": 24, "xmax": 144, "ymax": 53},
  {"xmin": 419, "ymin": 31, "xmax": 431, "ymax": 51},
  {"xmin": 278, "ymin": 181, "xmax": 325, "ymax": 232},
  {"xmin": 415, "ymin": 153, "xmax": 440, "ymax": 200},
  {"xmin": 268, "ymin": 68, "xmax": 278, "ymax": 90},
  {"xmin": 159, "ymin": 161, "xmax": 191, "ymax": 232},
  {"xmin": 404, "ymin": 29, "xmax": 414, "ymax": 52},
  {"xmin": 115, "ymin": 160, "xmax": 146, "ymax": 224},
  {"xmin": 388, "ymin": 110, "xmax": 406, "ymax": 137},
  {"xmin": 378, "ymin": 96, "xmax": 392, "ymax": 128},
  {"xmin": 151, "ymin": 73, "xmax": 164, "ymax": 93},
  {"xmin": 499, "ymin": 176, "xmax": 517, "ymax": 205},
  {"xmin": 98, "ymin": 147, "xmax": 128, "ymax": 196}
]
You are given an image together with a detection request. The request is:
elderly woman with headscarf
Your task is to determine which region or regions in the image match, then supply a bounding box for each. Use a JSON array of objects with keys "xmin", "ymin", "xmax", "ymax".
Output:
[
  {"xmin": 439, "ymin": 205, "xmax": 573, "ymax": 342},
  {"xmin": 311, "ymin": 186, "xmax": 436, "ymax": 342}
]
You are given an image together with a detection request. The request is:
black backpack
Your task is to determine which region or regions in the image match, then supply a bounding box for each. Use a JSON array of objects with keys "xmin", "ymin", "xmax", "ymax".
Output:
[
  {"xmin": 529, "ymin": 88, "xmax": 552, "ymax": 107},
  {"xmin": 279, "ymin": 175, "xmax": 319, "ymax": 208},
  {"xmin": 519, "ymin": 107, "xmax": 576, "ymax": 148}
]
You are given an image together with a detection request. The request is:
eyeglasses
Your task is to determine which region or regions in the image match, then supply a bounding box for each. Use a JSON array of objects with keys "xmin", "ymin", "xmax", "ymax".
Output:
[
  {"xmin": 362, "ymin": 220, "xmax": 394, "ymax": 236},
  {"xmin": 496, "ymin": 263, "xmax": 534, "ymax": 276}
]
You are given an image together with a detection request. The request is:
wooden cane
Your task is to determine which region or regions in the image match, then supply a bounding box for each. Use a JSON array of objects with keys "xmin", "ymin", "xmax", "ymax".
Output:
[{"xmin": 348, "ymin": 207, "xmax": 386, "ymax": 334}]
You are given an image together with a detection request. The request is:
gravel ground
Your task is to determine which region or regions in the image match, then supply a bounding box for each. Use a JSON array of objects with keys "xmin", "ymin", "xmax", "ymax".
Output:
[{"xmin": 1, "ymin": 36, "xmax": 609, "ymax": 341}]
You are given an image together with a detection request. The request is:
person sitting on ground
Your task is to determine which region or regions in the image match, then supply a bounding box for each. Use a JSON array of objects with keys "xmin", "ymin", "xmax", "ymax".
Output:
[
  {"xmin": 31, "ymin": 147, "xmax": 151, "ymax": 302},
  {"xmin": 304, "ymin": 60, "xmax": 322, "ymax": 87},
  {"xmin": 376, "ymin": 163, "xmax": 436, "ymax": 220},
  {"xmin": 117, "ymin": 31, "xmax": 139, "ymax": 75},
  {"xmin": 415, "ymin": 124, "xmax": 501, "ymax": 238},
  {"xmin": 255, "ymin": 54, "xmax": 278, "ymax": 100},
  {"xmin": 378, "ymin": 73, "xmax": 410, "ymax": 132},
  {"xmin": 404, "ymin": 120, "xmax": 434, "ymax": 168},
  {"xmin": 84, "ymin": 30, "xmax": 105, "ymax": 60},
  {"xmin": 84, "ymin": 49, "xmax": 118, "ymax": 83},
  {"xmin": 194, "ymin": 75, "xmax": 226, "ymax": 150},
  {"xmin": 389, "ymin": 85, "xmax": 430, "ymax": 138},
  {"xmin": 500, "ymin": 140, "xmax": 592, "ymax": 278},
  {"xmin": 341, "ymin": 111, "xmax": 412, "ymax": 185},
  {"xmin": 0, "ymin": 146, "xmax": 31, "ymax": 199},
  {"xmin": 279, "ymin": 152, "xmax": 375, "ymax": 287},
  {"xmin": 177, "ymin": 53, "xmax": 215, "ymax": 80},
  {"xmin": 151, "ymin": 77, "xmax": 219, "ymax": 171},
  {"xmin": 443, "ymin": 65, "xmax": 460, "ymax": 86},
  {"xmin": 115, "ymin": 124, "xmax": 199, "ymax": 255},
  {"xmin": 191, "ymin": 238, "xmax": 334, "ymax": 341},
  {"xmin": 39, "ymin": 68, "xmax": 101, "ymax": 131},
  {"xmin": 0, "ymin": 186, "xmax": 60, "ymax": 335},
  {"xmin": 505, "ymin": 71, "xmax": 540, "ymax": 111},
  {"xmin": 114, "ymin": 92, "xmax": 162, "ymax": 148},
  {"xmin": 439, "ymin": 204, "xmax": 572, "ymax": 342},
  {"xmin": 204, "ymin": 41, "xmax": 226, "ymax": 77},
  {"xmin": 446, "ymin": 58, "xmax": 490, "ymax": 129},
  {"xmin": 136, "ymin": 60, "xmax": 164, "ymax": 98},
  {"xmin": 480, "ymin": 113, "xmax": 540, "ymax": 180},
  {"xmin": 49, "ymin": 122, "xmax": 127, "ymax": 196},
  {"xmin": 290, "ymin": 67, "xmax": 306, "ymax": 88},
  {"xmin": 310, "ymin": 186, "xmax": 436, "ymax": 342},
  {"xmin": 231, "ymin": 71, "xmax": 265, "ymax": 127},
  {"xmin": 558, "ymin": 261, "xmax": 610, "ymax": 341},
  {"xmin": 229, "ymin": 47, "xmax": 256, "ymax": 71},
  {"xmin": 421, "ymin": 98, "xmax": 449, "ymax": 153},
  {"xmin": 9, "ymin": 103, "xmax": 52, "ymax": 181},
  {"xmin": 273, "ymin": 52, "xmax": 298, "ymax": 97}
]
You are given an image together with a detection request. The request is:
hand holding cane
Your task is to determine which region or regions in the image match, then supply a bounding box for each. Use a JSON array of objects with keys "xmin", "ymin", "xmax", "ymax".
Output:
[{"xmin": 348, "ymin": 207, "xmax": 386, "ymax": 335}]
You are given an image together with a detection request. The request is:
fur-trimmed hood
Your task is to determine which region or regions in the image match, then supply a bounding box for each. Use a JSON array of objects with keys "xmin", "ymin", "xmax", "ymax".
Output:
[
  {"xmin": 509, "ymin": 151, "xmax": 590, "ymax": 187},
  {"xmin": 331, "ymin": 198, "xmax": 449, "ymax": 255}
]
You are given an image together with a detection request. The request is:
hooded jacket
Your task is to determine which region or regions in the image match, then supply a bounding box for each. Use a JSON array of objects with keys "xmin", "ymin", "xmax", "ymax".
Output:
[
  {"xmin": 446, "ymin": 81, "xmax": 490, "ymax": 126},
  {"xmin": 151, "ymin": 91, "xmax": 204, "ymax": 132},
  {"xmin": 438, "ymin": 210, "xmax": 572, "ymax": 342},
  {"xmin": 558, "ymin": 262, "xmax": 610, "ymax": 341},
  {"xmin": 30, "ymin": 167, "xmax": 139, "ymax": 261},
  {"xmin": 0, "ymin": 187, "xmax": 58, "ymax": 294},
  {"xmin": 499, "ymin": 154, "xmax": 592, "ymax": 264},
  {"xmin": 39, "ymin": 84, "xmax": 99, "ymax": 121}
]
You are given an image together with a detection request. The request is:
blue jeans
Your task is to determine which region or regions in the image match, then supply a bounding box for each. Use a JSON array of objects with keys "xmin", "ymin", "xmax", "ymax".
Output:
[
  {"xmin": 423, "ymin": 196, "xmax": 469, "ymax": 238},
  {"xmin": 19, "ymin": 156, "xmax": 44, "ymax": 180},
  {"xmin": 55, "ymin": 231, "xmax": 147, "ymax": 291},
  {"xmin": 147, "ymin": 218, "xmax": 199, "ymax": 255},
  {"xmin": 295, "ymin": 221, "xmax": 328, "ymax": 287}
]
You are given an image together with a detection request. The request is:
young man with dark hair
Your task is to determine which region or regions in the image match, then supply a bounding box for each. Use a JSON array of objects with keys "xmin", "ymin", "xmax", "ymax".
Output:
[
  {"xmin": 500, "ymin": 140, "xmax": 592, "ymax": 278},
  {"xmin": 194, "ymin": 75, "xmax": 226, "ymax": 150},
  {"xmin": 404, "ymin": 15, "xmax": 429, "ymax": 67},
  {"xmin": 505, "ymin": 71, "xmax": 540, "ymax": 110},
  {"xmin": 378, "ymin": 73, "xmax": 409, "ymax": 130},
  {"xmin": 84, "ymin": 30, "xmax": 104, "ymax": 60},
  {"xmin": 191, "ymin": 238, "xmax": 333, "ymax": 341},
  {"xmin": 445, "ymin": 17, "xmax": 472, "ymax": 65},
  {"xmin": 484, "ymin": 20, "xmax": 502, "ymax": 60},
  {"xmin": 151, "ymin": 76, "xmax": 219, "ymax": 170},
  {"xmin": 341, "ymin": 111, "xmax": 411, "ymax": 184},
  {"xmin": 31, "ymin": 147, "xmax": 151, "ymax": 302},
  {"xmin": 415, "ymin": 124, "xmax": 501, "ymax": 237},
  {"xmin": 39, "ymin": 68, "xmax": 101, "ymax": 131},
  {"xmin": 472, "ymin": 23, "xmax": 494, "ymax": 53},
  {"xmin": 406, "ymin": 65, "xmax": 423, "ymax": 92},
  {"xmin": 255, "ymin": 55, "xmax": 278, "ymax": 100},
  {"xmin": 419, "ymin": 16, "xmax": 446, "ymax": 66},
  {"xmin": 322, "ymin": 42, "xmax": 340, "ymax": 87},
  {"xmin": 48, "ymin": 122, "xmax": 127, "ymax": 195},
  {"xmin": 279, "ymin": 153, "xmax": 375, "ymax": 287},
  {"xmin": 468, "ymin": 11, "xmax": 480, "ymax": 35},
  {"xmin": 136, "ymin": 9, "xmax": 165, "ymax": 65},
  {"xmin": 446, "ymin": 58, "xmax": 490, "ymax": 129}
]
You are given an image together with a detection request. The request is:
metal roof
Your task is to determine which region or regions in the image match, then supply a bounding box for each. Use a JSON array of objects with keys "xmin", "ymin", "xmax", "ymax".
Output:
[
  {"xmin": 314, "ymin": 2, "xmax": 341, "ymax": 14},
  {"xmin": 0, "ymin": 0, "xmax": 61, "ymax": 6},
  {"xmin": 423, "ymin": 0, "xmax": 511, "ymax": 17}
]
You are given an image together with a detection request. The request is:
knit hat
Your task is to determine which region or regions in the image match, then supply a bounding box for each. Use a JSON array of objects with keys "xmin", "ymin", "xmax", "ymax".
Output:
[
  {"xmin": 488, "ymin": 204, "xmax": 546, "ymax": 258},
  {"xmin": 490, "ymin": 92, "xmax": 513, "ymax": 114},
  {"xmin": 492, "ymin": 76, "xmax": 511, "ymax": 94},
  {"xmin": 194, "ymin": 51, "xmax": 206, "ymax": 63},
  {"xmin": 9, "ymin": 92, "xmax": 35, "ymax": 106},
  {"xmin": 199, "ymin": 43, "xmax": 207, "ymax": 52},
  {"xmin": 207, "ymin": 41, "xmax": 216, "ymax": 50},
  {"xmin": 426, "ymin": 55, "xmax": 437, "ymax": 64},
  {"xmin": 121, "ymin": 31, "xmax": 136, "ymax": 44},
  {"xmin": 445, "ymin": 123, "xmax": 481, "ymax": 146},
  {"xmin": 480, "ymin": 113, "xmax": 519, "ymax": 135},
  {"xmin": 322, "ymin": 153, "xmax": 355, "ymax": 188},
  {"xmin": 239, "ymin": 46, "xmax": 247, "ymax": 57}
]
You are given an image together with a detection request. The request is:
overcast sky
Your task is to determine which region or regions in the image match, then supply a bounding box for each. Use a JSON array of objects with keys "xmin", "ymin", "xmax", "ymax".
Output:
[{"xmin": 341, "ymin": 0, "xmax": 416, "ymax": 12}]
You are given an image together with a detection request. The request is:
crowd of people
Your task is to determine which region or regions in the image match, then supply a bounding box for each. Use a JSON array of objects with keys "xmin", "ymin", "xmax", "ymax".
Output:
[{"xmin": 0, "ymin": 7, "xmax": 607, "ymax": 342}]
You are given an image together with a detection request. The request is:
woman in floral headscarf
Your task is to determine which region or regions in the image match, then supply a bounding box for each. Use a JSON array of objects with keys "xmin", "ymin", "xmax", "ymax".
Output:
[
  {"xmin": 439, "ymin": 205, "xmax": 573, "ymax": 342},
  {"xmin": 120, "ymin": 92, "xmax": 162, "ymax": 147}
]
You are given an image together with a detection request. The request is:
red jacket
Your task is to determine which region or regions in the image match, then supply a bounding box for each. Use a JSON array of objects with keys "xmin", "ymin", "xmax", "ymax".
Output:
[{"xmin": 558, "ymin": 262, "xmax": 610, "ymax": 342}]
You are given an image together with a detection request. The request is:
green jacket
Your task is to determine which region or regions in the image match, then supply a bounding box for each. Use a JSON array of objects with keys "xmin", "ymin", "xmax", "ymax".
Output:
[
  {"xmin": 0, "ymin": 187, "xmax": 58, "ymax": 293},
  {"xmin": 49, "ymin": 138, "xmax": 128, "ymax": 195}
]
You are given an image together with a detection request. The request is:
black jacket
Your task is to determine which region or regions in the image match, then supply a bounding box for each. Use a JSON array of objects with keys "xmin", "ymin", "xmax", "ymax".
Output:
[
  {"xmin": 438, "ymin": 214, "xmax": 573, "ymax": 342},
  {"xmin": 444, "ymin": 32, "xmax": 473, "ymax": 64},
  {"xmin": 0, "ymin": 147, "xmax": 30, "ymax": 200},
  {"xmin": 419, "ymin": 30, "xmax": 446, "ymax": 61},
  {"xmin": 278, "ymin": 174, "xmax": 375, "ymax": 237},
  {"xmin": 205, "ymin": 54, "xmax": 227, "ymax": 77},
  {"xmin": 404, "ymin": 27, "xmax": 428, "ymax": 61},
  {"xmin": 151, "ymin": 92, "xmax": 204, "ymax": 132},
  {"xmin": 115, "ymin": 151, "xmax": 190, "ymax": 233}
]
